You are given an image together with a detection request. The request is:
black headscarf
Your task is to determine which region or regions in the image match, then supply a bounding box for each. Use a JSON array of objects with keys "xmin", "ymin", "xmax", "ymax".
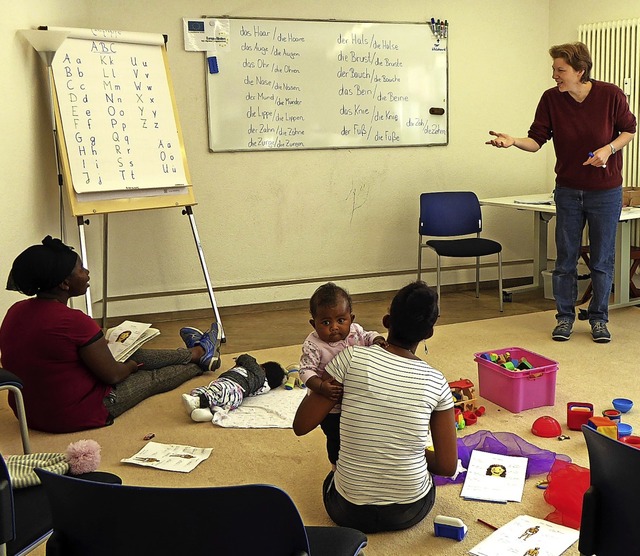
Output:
[{"xmin": 7, "ymin": 236, "xmax": 78, "ymax": 296}]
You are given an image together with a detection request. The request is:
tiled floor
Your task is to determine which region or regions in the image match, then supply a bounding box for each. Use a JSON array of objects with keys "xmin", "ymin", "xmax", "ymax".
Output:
[{"xmin": 132, "ymin": 285, "xmax": 555, "ymax": 354}]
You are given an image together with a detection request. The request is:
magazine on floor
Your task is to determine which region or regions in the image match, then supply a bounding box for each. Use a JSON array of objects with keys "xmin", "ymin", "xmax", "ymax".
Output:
[{"xmin": 106, "ymin": 320, "xmax": 160, "ymax": 362}]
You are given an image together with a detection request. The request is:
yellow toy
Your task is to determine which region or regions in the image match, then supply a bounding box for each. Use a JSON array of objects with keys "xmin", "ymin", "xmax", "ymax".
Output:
[{"xmin": 284, "ymin": 365, "xmax": 305, "ymax": 390}]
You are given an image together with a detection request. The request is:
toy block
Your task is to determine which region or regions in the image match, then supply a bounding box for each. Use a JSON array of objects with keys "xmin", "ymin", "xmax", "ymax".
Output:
[{"xmin": 586, "ymin": 416, "xmax": 618, "ymax": 439}]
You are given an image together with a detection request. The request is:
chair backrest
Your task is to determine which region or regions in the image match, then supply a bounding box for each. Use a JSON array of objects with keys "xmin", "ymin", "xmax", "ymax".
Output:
[
  {"xmin": 0, "ymin": 455, "xmax": 16, "ymax": 552},
  {"xmin": 419, "ymin": 191, "xmax": 483, "ymax": 237},
  {"xmin": 35, "ymin": 470, "xmax": 312, "ymax": 556},
  {"xmin": 0, "ymin": 453, "xmax": 53, "ymax": 556},
  {"xmin": 579, "ymin": 424, "xmax": 640, "ymax": 555}
]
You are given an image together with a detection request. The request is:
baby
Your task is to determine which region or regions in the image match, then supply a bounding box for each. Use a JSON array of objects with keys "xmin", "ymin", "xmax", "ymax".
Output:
[
  {"xmin": 182, "ymin": 354, "xmax": 285, "ymax": 422},
  {"xmin": 299, "ymin": 283, "xmax": 385, "ymax": 465}
]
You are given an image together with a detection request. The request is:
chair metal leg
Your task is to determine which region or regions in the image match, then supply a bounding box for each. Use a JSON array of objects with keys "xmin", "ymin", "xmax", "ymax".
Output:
[
  {"xmin": 475, "ymin": 257, "xmax": 480, "ymax": 298},
  {"xmin": 436, "ymin": 256, "xmax": 442, "ymax": 315},
  {"xmin": 6, "ymin": 386, "xmax": 31, "ymax": 454},
  {"xmin": 498, "ymin": 252, "xmax": 504, "ymax": 312},
  {"xmin": 417, "ymin": 241, "xmax": 423, "ymax": 281}
]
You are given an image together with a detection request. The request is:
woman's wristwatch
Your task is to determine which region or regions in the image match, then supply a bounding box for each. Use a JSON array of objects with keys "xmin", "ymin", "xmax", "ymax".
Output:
[{"xmin": 610, "ymin": 143, "xmax": 617, "ymax": 154}]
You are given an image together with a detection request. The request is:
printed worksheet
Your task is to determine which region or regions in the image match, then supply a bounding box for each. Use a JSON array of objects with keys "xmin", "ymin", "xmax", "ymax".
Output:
[
  {"xmin": 460, "ymin": 450, "xmax": 528, "ymax": 503},
  {"xmin": 121, "ymin": 442, "xmax": 212, "ymax": 473},
  {"xmin": 469, "ymin": 515, "xmax": 579, "ymax": 556}
]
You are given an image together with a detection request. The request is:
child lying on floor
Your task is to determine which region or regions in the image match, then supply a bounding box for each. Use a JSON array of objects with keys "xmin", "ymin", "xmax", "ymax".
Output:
[{"xmin": 181, "ymin": 354, "xmax": 286, "ymax": 422}]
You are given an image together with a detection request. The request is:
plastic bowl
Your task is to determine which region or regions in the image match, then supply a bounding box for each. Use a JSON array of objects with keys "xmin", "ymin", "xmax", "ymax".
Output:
[
  {"xmin": 612, "ymin": 398, "xmax": 634, "ymax": 414},
  {"xmin": 618, "ymin": 422, "xmax": 633, "ymax": 437},
  {"xmin": 621, "ymin": 435, "xmax": 640, "ymax": 449},
  {"xmin": 531, "ymin": 416, "xmax": 562, "ymax": 438}
]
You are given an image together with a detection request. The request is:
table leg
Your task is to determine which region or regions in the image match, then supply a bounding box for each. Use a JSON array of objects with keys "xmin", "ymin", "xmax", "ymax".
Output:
[{"xmin": 503, "ymin": 211, "xmax": 553, "ymax": 295}]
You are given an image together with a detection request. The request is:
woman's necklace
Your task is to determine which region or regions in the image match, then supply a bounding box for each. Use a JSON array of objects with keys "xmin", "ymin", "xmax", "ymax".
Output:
[{"xmin": 385, "ymin": 341, "xmax": 420, "ymax": 360}]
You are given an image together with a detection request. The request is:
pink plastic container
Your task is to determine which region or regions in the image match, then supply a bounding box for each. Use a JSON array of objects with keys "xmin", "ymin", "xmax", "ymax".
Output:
[{"xmin": 474, "ymin": 347, "xmax": 558, "ymax": 413}]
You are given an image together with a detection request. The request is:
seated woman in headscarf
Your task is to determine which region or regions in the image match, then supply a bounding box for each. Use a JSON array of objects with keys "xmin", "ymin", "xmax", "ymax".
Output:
[{"xmin": 0, "ymin": 236, "xmax": 221, "ymax": 433}]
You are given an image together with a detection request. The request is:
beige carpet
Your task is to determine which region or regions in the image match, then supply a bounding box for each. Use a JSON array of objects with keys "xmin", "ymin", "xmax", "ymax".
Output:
[{"xmin": 2, "ymin": 308, "xmax": 638, "ymax": 555}]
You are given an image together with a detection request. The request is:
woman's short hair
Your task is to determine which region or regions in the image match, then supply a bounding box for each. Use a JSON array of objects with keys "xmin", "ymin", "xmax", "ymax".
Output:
[
  {"xmin": 549, "ymin": 42, "xmax": 592, "ymax": 83},
  {"xmin": 309, "ymin": 282, "xmax": 353, "ymax": 317},
  {"xmin": 388, "ymin": 281, "xmax": 439, "ymax": 344}
]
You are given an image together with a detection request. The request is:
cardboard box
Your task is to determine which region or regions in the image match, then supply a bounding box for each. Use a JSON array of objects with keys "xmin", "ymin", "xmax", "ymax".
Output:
[
  {"xmin": 623, "ymin": 187, "xmax": 640, "ymax": 207},
  {"xmin": 474, "ymin": 347, "xmax": 558, "ymax": 413}
]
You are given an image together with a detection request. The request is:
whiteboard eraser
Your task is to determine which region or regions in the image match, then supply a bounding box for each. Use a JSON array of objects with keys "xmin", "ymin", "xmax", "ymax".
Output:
[
  {"xmin": 429, "ymin": 107, "xmax": 445, "ymax": 115},
  {"xmin": 434, "ymin": 515, "xmax": 468, "ymax": 541},
  {"xmin": 208, "ymin": 56, "xmax": 219, "ymax": 74}
]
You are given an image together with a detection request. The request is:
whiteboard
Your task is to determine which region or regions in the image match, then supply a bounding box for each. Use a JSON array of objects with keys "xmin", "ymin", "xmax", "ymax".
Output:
[
  {"xmin": 45, "ymin": 27, "xmax": 195, "ymax": 215},
  {"xmin": 205, "ymin": 18, "xmax": 448, "ymax": 152}
]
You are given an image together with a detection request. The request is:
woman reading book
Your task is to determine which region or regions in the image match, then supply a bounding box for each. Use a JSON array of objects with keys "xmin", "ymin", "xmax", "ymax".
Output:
[{"xmin": 0, "ymin": 236, "xmax": 220, "ymax": 433}]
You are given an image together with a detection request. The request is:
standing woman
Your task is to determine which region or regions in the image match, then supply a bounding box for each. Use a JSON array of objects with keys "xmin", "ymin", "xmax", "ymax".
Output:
[
  {"xmin": 0, "ymin": 236, "xmax": 220, "ymax": 433},
  {"xmin": 486, "ymin": 42, "xmax": 636, "ymax": 343},
  {"xmin": 293, "ymin": 281, "xmax": 458, "ymax": 534}
]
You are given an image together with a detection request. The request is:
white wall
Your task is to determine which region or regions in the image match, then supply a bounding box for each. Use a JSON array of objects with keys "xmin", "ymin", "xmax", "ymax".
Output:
[{"xmin": 1, "ymin": 1, "xmax": 635, "ymax": 320}]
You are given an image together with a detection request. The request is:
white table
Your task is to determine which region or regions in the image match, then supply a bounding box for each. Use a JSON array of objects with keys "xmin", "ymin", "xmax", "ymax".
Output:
[{"xmin": 481, "ymin": 193, "xmax": 640, "ymax": 309}]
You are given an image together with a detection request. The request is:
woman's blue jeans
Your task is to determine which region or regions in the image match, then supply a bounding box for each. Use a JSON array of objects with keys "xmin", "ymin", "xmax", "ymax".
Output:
[{"xmin": 553, "ymin": 185, "xmax": 622, "ymax": 324}]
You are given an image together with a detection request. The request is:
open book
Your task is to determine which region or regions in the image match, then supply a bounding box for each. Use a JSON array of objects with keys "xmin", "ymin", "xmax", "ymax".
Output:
[{"xmin": 106, "ymin": 320, "xmax": 160, "ymax": 362}]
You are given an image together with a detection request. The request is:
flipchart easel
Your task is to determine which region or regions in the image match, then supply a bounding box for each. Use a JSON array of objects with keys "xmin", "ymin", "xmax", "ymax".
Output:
[{"xmin": 19, "ymin": 27, "xmax": 224, "ymax": 339}]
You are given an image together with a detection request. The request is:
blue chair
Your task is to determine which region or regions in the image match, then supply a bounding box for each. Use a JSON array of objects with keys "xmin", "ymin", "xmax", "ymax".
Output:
[
  {"xmin": 35, "ymin": 471, "xmax": 367, "ymax": 556},
  {"xmin": 0, "ymin": 453, "xmax": 51, "ymax": 556},
  {"xmin": 0, "ymin": 369, "xmax": 121, "ymax": 556},
  {"xmin": 418, "ymin": 191, "xmax": 503, "ymax": 313},
  {"xmin": 0, "ymin": 368, "xmax": 43, "ymax": 556},
  {"xmin": 579, "ymin": 424, "xmax": 640, "ymax": 555}
]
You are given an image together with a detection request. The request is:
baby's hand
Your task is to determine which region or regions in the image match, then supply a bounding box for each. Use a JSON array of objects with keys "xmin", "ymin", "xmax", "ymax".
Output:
[
  {"xmin": 320, "ymin": 379, "xmax": 343, "ymax": 402},
  {"xmin": 372, "ymin": 335, "xmax": 387, "ymax": 348}
]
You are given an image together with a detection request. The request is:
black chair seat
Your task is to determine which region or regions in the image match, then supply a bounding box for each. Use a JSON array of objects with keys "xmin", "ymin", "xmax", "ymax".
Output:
[
  {"xmin": 0, "ymin": 369, "xmax": 23, "ymax": 389},
  {"xmin": 306, "ymin": 525, "xmax": 368, "ymax": 555},
  {"xmin": 426, "ymin": 238, "xmax": 502, "ymax": 258},
  {"xmin": 1, "ymin": 454, "xmax": 122, "ymax": 556},
  {"xmin": 7, "ymin": 484, "xmax": 51, "ymax": 556}
]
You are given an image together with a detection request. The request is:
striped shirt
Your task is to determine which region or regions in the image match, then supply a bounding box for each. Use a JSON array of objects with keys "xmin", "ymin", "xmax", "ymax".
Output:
[{"xmin": 326, "ymin": 345, "xmax": 453, "ymax": 505}]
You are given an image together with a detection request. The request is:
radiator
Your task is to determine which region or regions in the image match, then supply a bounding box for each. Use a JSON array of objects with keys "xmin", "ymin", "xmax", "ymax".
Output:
[{"xmin": 579, "ymin": 19, "xmax": 640, "ymax": 246}]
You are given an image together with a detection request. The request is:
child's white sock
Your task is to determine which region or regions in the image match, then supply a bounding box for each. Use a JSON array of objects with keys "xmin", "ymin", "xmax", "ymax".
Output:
[
  {"xmin": 191, "ymin": 408, "xmax": 214, "ymax": 422},
  {"xmin": 182, "ymin": 394, "xmax": 200, "ymax": 415}
]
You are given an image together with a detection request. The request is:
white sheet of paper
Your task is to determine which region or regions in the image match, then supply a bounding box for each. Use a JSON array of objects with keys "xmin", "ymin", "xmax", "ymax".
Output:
[
  {"xmin": 121, "ymin": 442, "xmax": 212, "ymax": 473},
  {"xmin": 469, "ymin": 515, "xmax": 579, "ymax": 556},
  {"xmin": 460, "ymin": 450, "xmax": 528, "ymax": 503},
  {"xmin": 183, "ymin": 18, "xmax": 230, "ymax": 52}
]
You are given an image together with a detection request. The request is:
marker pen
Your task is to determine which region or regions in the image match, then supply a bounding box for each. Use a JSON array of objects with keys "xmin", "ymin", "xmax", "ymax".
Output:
[{"xmin": 588, "ymin": 152, "xmax": 606, "ymax": 169}]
